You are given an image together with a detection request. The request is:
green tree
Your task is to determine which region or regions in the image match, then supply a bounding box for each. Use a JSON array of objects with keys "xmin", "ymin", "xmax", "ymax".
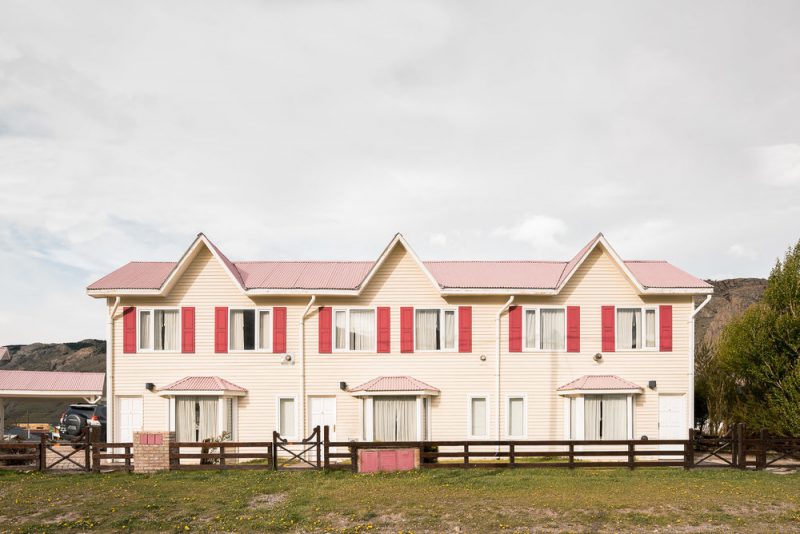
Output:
[{"xmin": 716, "ymin": 240, "xmax": 800, "ymax": 435}]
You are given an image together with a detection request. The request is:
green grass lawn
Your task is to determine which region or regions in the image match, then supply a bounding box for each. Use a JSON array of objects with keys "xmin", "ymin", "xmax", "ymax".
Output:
[{"xmin": 0, "ymin": 467, "xmax": 798, "ymax": 533}]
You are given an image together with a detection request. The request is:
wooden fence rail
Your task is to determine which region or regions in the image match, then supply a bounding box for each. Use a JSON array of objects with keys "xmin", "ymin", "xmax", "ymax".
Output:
[{"xmin": 169, "ymin": 442, "xmax": 273, "ymax": 470}]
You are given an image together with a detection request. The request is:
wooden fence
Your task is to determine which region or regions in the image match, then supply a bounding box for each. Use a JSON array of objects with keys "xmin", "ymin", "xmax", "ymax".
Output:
[{"xmin": 169, "ymin": 442, "xmax": 273, "ymax": 470}]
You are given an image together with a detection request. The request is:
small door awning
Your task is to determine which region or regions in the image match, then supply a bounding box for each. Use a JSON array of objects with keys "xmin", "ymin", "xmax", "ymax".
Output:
[
  {"xmin": 557, "ymin": 375, "xmax": 643, "ymax": 395},
  {"xmin": 349, "ymin": 376, "xmax": 440, "ymax": 396},
  {"xmin": 157, "ymin": 376, "xmax": 247, "ymax": 397}
]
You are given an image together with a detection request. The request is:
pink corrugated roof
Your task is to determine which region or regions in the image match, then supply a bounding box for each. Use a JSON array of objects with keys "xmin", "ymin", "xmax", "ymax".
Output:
[
  {"xmin": 0, "ymin": 370, "xmax": 105, "ymax": 392},
  {"xmin": 87, "ymin": 234, "xmax": 711, "ymax": 292},
  {"xmin": 626, "ymin": 261, "xmax": 712, "ymax": 289},
  {"xmin": 558, "ymin": 375, "xmax": 642, "ymax": 391},
  {"xmin": 236, "ymin": 261, "xmax": 373, "ymax": 290},
  {"xmin": 160, "ymin": 376, "xmax": 247, "ymax": 392},
  {"xmin": 350, "ymin": 376, "xmax": 440, "ymax": 392}
]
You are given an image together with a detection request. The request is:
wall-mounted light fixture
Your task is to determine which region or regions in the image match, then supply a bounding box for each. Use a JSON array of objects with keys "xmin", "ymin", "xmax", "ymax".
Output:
[
  {"xmin": 648, "ymin": 380, "xmax": 657, "ymax": 390},
  {"xmin": 593, "ymin": 353, "xmax": 603, "ymax": 362},
  {"xmin": 479, "ymin": 354, "xmax": 487, "ymax": 361},
  {"xmin": 339, "ymin": 381, "xmax": 348, "ymax": 391},
  {"xmin": 145, "ymin": 382, "xmax": 155, "ymax": 392}
]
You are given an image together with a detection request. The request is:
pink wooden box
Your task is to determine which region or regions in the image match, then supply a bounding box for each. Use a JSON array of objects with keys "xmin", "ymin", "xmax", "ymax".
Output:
[{"xmin": 358, "ymin": 448, "xmax": 419, "ymax": 473}]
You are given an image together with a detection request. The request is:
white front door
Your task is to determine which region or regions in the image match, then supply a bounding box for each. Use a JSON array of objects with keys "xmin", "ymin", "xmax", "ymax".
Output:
[
  {"xmin": 309, "ymin": 396, "xmax": 336, "ymax": 441},
  {"xmin": 658, "ymin": 394, "xmax": 686, "ymax": 453},
  {"xmin": 118, "ymin": 396, "xmax": 143, "ymax": 443}
]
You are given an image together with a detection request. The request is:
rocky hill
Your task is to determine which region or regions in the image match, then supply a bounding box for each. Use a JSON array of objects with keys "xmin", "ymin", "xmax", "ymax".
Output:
[{"xmin": 0, "ymin": 278, "xmax": 768, "ymax": 426}]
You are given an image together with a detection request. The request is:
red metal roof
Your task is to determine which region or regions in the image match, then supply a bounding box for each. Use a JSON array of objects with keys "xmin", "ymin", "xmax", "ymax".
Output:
[
  {"xmin": 159, "ymin": 376, "xmax": 246, "ymax": 392},
  {"xmin": 557, "ymin": 375, "xmax": 642, "ymax": 391},
  {"xmin": 87, "ymin": 234, "xmax": 712, "ymax": 292},
  {"xmin": 350, "ymin": 376, "xmax": 440, "ymax": 392},
  {"xmin": 0, "ymin": 370, "xmax": 105, "ymax": 393}
]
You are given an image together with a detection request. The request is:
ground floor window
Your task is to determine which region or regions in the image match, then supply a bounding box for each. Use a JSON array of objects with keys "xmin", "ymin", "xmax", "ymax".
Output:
[
  {"xmin": 174, "ymin": 396, "xmax": 237, "ymax": 442},
  {"xmin": 506, "ymin": 396, "xmax": 527, "ymax": 438},
  {"xmin": 469, "ymin": 396, "xmax": 488, "ymax": 438},
  {"xmin": 363, "ymin": 396, "xmax": 431, "ymax": 441},
  {"xmin": 277, "ymin": 396, "xmax": 297, "ymax": 439},
  {"xmin": 565, "ymin": 394, "xmax": 632, "ymax": 440}
]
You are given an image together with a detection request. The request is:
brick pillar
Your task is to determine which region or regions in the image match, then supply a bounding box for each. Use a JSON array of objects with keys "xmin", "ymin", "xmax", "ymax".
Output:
[{"xmin": 133, "ymin": 431, "xmax": 174, "ymax": 473}]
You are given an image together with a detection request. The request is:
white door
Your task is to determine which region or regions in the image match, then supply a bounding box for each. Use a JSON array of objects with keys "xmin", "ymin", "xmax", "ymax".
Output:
[
  {"xmin": 309, "ymin": 397, "xmax": 336, "ymax": 441},
  {"xmin": 118, "ymin": 397, "xmax": 143, "ymax": 443},
  {"xmin": 658, "ymin": 394, "xmax": 686, "ymax": 454}
]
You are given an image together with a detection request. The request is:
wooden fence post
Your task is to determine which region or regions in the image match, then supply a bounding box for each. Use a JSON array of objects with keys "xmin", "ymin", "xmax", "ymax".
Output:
[
  {"xmin": 686, "ymin": 428, "xmax": 695, "ymax": 470},
  {"xmin": 738, "ymin": 423, "xmax": 747, "ymax": 469},
  {"xmin": 464, "ymin": 444, "xmax": 469, "ymax": 466},
  {"xmin": 219, "ymin": 444, "xmax": 226, "ymax": 468},
  {"xmin": 272, "ymin": 431, "xmax": 279, "ymax": 471},
  {"xmin": 125, "ymin": 444, "xmax": 132, "ymax": 472},
  {"xmin": 509, "ymin": 444, "xmax": 515, "ymax": 467},
  {"xmin": 568, "ymin": 442, "xmax": 575, "ymax": 469},
  {"xmin": 627, "ymin": 442, "xmax": 635, "ymax": 470},
  {"xmin": 38, "ymin": 433, "xmax": 47, "ymax": 472},
  {"xmin": 350, "ymin": 445, "xmax": 358, "ymax": 473},
  {"xmin": 315, "ymin": 426, "xmax": 321, "ymax": 469},
  {"xmin": 323, "ymin": 426, "xmax": 330, "ymax": 470},
  {"xmin": 757, "ymin": 428, "xmax": 767, "ymax": 470}
]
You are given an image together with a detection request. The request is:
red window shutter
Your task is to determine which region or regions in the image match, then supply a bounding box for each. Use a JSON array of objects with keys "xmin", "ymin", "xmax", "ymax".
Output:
[
  {"xmin": 509, "ymin": 305, "xmax": 522, "ymax": 352},
  {"xmin": 566, "ymin": 306, "xmax": 580, "ymax": 353},
  {"xmin": 601, "ymin": 306, "xmax": 615, "ymax": 352},
  {"xmin": 318, "ymin": 307, "xmax": 332, "ymax": 354},
  {"xmin": 181, "ymin": 307, "xmax": 195, "ymax": 354},
  {"xmin": 273, "ymin": 307, "xmax": 287, "ymax": 353},
  {"xmin": 400, "ymin": 307, "xmax": 414, "ymax": 353},
  {"xmin": 377, "ymin": 307, "xmax": 391, "ymax": 353},
  {"xmin": 659, "ymin": 305, "xmax": 673, "ymax": 352},
  {"xmin": 214, "ymin": 307, "xmax": 228, "ymax": 354},
  {"xmin": 122, "ymin": 306, "xmax": 136, "ymax": 354},
  {"xmin": 458, "ymin": 306, "xmax": 472, "ymax": 353}
]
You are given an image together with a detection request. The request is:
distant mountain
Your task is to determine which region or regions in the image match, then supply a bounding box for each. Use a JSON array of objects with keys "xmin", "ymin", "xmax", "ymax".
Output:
[
  {"xmin": 0, "ymin": 340, "xmax": 105, "ymax": 425},
  {"xmin": 0, "ymin": 278, "xmax": 768, "ymax": 426}
]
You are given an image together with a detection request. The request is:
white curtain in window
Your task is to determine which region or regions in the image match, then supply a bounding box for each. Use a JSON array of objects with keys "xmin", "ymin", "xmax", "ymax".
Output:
[
  {"xmin": 415, "ymin": 310, "xmax": 439, "ymax": 351},
  {"xmin": 617, "ymin": 309, "xmax": 641, "ymax": 349},
  {"xmin": 155, "ymin": 310, "xmax": 178, "ymax": 351},
  {"xmin": 139, "ymin": 310, "xmax": 151, "ymax": 350},
  {"xmin": 443, "ymin": 310, "xmax": 455, "ymax": 349},
  {"xmin": 198, "ymin": 398, "xmax": 218, "ymax": 441},
  {"xmin": 540, "ymin": 309, "xmax": 565, "ymax": 351},
  {"xmin": 471, "ymin": 398, "xmax": 487, "ymax": 436},
  {"xmin": 525, "ymin": 310, "xmax": 536, "ymax": 349},
  {"xmin": 373, "ymin": 397, "xmax": 417, "ymax": 441},
  {"xmin": 602, "ymin": 395, "xmax": 628, "ymax": 440},
  {"xmin": 279, "ymin": 398, "xmax": 295, "ymax": 436},
  {"xmin": 645, "ymin": 310, "xmax": 656, "ymax": 348},
  {"xmin": 584, "ymin": 396, "xmax": 602, "ymax": 440},
  {"xmin": 175, "ymin": 397, "xmax": 197, "ymax": 442},
  {"xmin": 508, "ymin": 398, "xmax": 524, "ymax": 436},
  {"xmin": 334, "ymin": 311, "xmax": 346, "ymax": 350},
  {"xmin": 258, "ymin": 311, "xmax": 271, "ymax": 350},
  {"xmin": 230, "ymin": 310, "xmax": 245, "ymax": 350},
  {"xmin": 350, "ymin": 310, "xmax": 375, "ymax": 351}
]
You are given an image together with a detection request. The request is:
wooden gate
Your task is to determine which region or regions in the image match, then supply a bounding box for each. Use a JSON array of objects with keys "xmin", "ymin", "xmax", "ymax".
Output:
[
  {"xmin": 272, "ymin": 426, "xmax": 321, "ymax": 470},
  {"xmin": 692, "ymin": 426, "xmax": 739, "ymax": 468},
  {"xmin": 39, "ymin": 432, "xmax": 91, "ymax": 472}
]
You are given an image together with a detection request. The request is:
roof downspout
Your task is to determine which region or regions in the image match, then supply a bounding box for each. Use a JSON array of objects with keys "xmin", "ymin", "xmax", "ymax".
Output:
[
  {"xmin": 300, "ymin": 295, "xmax": 316, "ymax": 434},
  {"xmin": 106, "ymin": 296, "xmax": 120, "ymax": 443},
  {"xmin": 496, "ymin": 295, "xmax": 515, "ymax": 453},
  {"xmin": 688, "ymin": 294, "xmax": 711, "ymax": 433}
]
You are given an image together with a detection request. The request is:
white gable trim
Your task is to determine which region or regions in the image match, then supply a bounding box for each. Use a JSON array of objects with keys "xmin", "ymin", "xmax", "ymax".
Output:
[
  {"xmin": 158, "ymin": 234, "xmax": 246, "ymax": 297},
  {"xmin": 355, "ymin": 233, "xmax": 442, "ymax": 296},
  {"xmin": 557, "ymin": 234, "xmax": 646, "ymax": 294}
]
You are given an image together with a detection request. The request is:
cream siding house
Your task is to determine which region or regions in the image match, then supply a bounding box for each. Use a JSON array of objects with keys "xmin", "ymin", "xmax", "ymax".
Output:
[{"xmin": 87, "ymin": 233, "xmax": 712, "ymax": 446}]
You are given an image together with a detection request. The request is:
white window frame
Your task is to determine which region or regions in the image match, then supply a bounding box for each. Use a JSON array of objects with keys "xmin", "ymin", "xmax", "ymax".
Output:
[
  {"xmin": 614, "ymin": 306, "xmax": 659, "ymax": 352},
  {"xmin": 137, "ymin": 307, "xmax": 181, "ymax": 353},
  {"xmin": 521, "ymin": 306, "xmax": 567, "ymax": 352},
  {"xmin": 562, "ymin": 394, "xmax": 634, "ymax": 440},
  {"xmin": 228, "ymin": 307, "xmax": 273, "ymax": 353},
  {"xmin": 362, "ymin": 395, "xmax": 431, "ymax": 441},
  {"xmin": 275, "ymin": 395, "xmax": 299, "ymax": 440},
  {"xmin": 331, "ymin": 307, "xmax": 377, "ymax": 353},
  {"xmin": 505, "ymin": 394, "xmax": 528, "ymax": 438},
  {"xmin": 167, "ymin": 396, "xmax": 238, "ymax": 442},
  {"xmin": 467, "ymin": 394, "xmax": 490, "ymax": 439},
  {"xmin": 413, "ymin": 308, "xmax": 459, "ymax": 352}
]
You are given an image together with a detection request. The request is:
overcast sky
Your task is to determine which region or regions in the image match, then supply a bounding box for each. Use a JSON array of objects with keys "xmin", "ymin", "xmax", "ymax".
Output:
[{"xmin": 1, "ymin": 1, "xmax": 799, "ymax": 345}]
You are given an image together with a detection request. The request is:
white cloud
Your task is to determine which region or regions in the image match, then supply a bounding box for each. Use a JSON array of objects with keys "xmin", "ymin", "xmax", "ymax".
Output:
[
  {"xmin": 727, "ymin": 244, "xmax": 757, "ymax": 260},
  {"xmin": 749, "ymin": 144, "xmax": 800, "ymax": 187},
  {"xmin": 493, "ymin": 215, "xmax": 569, "ymax": 257}
]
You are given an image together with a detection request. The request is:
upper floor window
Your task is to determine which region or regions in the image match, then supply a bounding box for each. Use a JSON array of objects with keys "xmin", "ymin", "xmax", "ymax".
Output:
[
  {"xmin": 334, "ymin": 308, "xmax": 376, "ymax": 351},
  {"xmin": 522, "ymin": 307, "xmax": 565, "ymax": 351},
  {"xmin": 616, "ymin": 307, "xmax": 657, "ymax": 350},
  {"xmin": 229, "ymin": 308, "xmax": 272, "ymax": 352},
  {"xmin": 138, "ymin": 308, "xmax": 179, "ymax": 351},
  {"xmin": 415, "ymin": 309, "xmax": 457, "ymax": 351}
]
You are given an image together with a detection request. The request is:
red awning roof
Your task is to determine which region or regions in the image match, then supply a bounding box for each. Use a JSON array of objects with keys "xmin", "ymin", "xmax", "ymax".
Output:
[
  {"xmin": 558, "ymin": 375, "xmax": 642, "ymax": 392},
  {"xmin": 350, "ymin": 376, "xmax": 440, "ymax": 393},
  {"xmin": 159, "ymin": 376, "xmax": 247, "ymax": 393}
]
